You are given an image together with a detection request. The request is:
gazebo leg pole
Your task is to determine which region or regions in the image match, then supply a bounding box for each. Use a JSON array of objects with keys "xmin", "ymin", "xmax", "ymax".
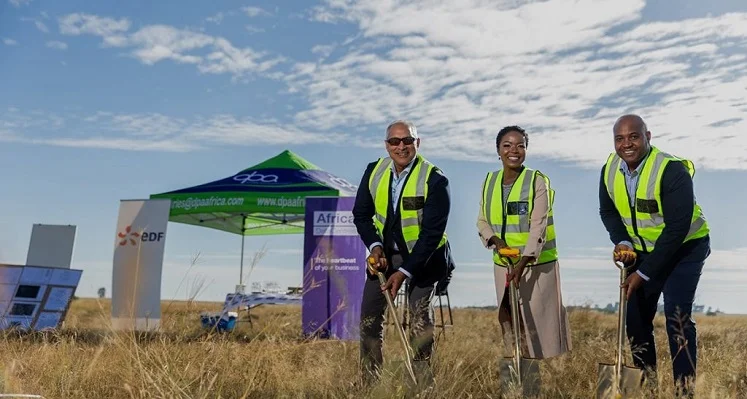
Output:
[
  {"xmin": 240, "ymin": 233, "xmax": 245, "ymax": 287},
  {"xmin": 237, "ymin": 217, "xmax": 248, "ymax": 327},
  {"xmin": 238, "ymin": 215, "xmax": 247, "ymax": 294}
]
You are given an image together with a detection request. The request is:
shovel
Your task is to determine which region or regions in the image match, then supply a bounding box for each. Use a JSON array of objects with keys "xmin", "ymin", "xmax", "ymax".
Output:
[
  {"xmin": 596, "ymin": 251, "xmax": 644, "ymax": 398},
  {"xmin": 496, "ymin": 248, "xmax": 541, "ymax": 397},
  {"xmin": 367, "ymin": 256, "xmax": 418, "ymax": 386}
]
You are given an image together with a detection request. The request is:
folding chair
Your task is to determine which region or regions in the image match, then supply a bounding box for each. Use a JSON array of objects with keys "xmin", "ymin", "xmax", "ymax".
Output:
[
  {"xmin": 384, "ymin": 271, "xmax": 454, "ymax": 341},
  {"xmin": 432, "ymin": 269, "xmax": 454, "ymax": 341},
  {"xmin": 432, "ymin": 287, "xmax": 453, "ymax": 341}
]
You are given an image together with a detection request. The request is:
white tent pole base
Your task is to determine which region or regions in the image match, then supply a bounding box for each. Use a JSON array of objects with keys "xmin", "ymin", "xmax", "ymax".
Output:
[{"xmin": 237, "ymin": 216, "xmax": 246, "ymax": 294}]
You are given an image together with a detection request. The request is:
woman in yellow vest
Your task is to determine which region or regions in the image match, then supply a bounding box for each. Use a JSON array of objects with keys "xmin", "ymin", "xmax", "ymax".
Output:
[{"xmin": 476, "ymin": 125, "xmax": 572, "ymax": 360}]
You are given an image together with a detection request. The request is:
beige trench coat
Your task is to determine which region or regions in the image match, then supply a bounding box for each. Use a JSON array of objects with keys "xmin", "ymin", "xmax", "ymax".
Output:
[{"xmin": 477, "ymin": 171, "xmax": 572, "ymax": 359}]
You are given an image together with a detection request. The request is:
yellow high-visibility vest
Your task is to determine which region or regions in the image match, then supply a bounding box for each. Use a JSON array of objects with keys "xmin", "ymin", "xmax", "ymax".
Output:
[
  {"xmin": 481, "ymin": 167, "xmax": 558, "ymax": 266},
  {"xmin": 603, "ymin": 146, "xmax": 709, "ymax": 252},
  {"xmin": 368, "ymin": 154, "xmax": 447, "ymax": 252}
]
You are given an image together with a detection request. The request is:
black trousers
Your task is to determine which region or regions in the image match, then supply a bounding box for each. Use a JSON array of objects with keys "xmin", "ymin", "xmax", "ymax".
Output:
[
  {"xmin": 626, "ymin": 236, "xmax": 710, "ymax": 395},
  {"xmin": 359, "ymin": 255, "xmax": 435, "ymax": 379}
]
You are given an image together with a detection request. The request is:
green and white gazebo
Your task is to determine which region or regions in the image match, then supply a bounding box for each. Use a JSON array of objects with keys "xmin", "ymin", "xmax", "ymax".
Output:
[{"xmin": 150, "ymin": 150, "xmax": 358, "ymax": 287}]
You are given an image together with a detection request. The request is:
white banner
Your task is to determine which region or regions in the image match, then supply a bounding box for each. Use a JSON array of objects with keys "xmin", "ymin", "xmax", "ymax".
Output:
[
  {"xmin": 26, "ymin": 224, "xmax": 77, "ymax": 269},
  {"xmin": 111, "ymin": 199, "xmax": 170, "ymax": 331}
]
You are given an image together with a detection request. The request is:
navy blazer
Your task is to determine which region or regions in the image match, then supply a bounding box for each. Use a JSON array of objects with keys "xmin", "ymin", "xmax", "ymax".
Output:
[
  {"xmin": 352, "ymin": 156, "xmax": 455, "ymax": 288},
  {"xmin": 598, "ymin": 159, "xmax": 710, "ymax": 280}
]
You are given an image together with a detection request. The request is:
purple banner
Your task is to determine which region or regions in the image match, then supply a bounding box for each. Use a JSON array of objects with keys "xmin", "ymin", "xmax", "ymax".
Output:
[{"xmin": 302, "ymin": 196, "xmax": 366, "ymax": 340}]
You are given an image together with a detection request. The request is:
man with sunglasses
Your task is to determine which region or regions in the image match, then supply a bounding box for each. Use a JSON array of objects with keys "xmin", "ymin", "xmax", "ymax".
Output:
[{"xmin": 352, "ymin": 119, "xmax": 455, "ymax": 385}]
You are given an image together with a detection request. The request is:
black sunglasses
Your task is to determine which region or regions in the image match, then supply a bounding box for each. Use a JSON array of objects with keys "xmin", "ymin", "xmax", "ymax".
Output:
[{"xmin": 385, "ymin": 137, "xmax": 416, "ymax": 146}]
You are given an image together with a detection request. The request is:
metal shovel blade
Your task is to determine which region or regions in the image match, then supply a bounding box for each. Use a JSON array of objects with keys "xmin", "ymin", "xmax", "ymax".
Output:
[
  {"xmin": 366, "ymin": 257, "xmax": 418, "ymax": 386},
  {"xmin": 596, "ymin": 256, "xmax": 644, "ymax": 399},
  {"xmin": 596, "ymin": 363, "xmax": 643, "ymax": 398},
  {"xmin": 499, "ymin": 357, "xmax": 541, "ymax": 397},
  {"xmin": 496, "ymin": 251, "xmax": 541, "ymax": 397}
]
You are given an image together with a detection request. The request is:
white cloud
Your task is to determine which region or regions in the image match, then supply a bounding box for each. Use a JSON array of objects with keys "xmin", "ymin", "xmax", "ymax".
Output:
[
  {"xmin": 183, "ymin": 114, "xmax": 343, "ymax": 145},
  {"xmin": 127, "ymin": 25, "xmax": 214, "ymax": 65},
  {"xmin": 243, "ymin": 6, "xmax": 269, "ymax": 17},
  {"xmin": 33, "ymin": 137, "xmax": 199, "ymax": 152},
  {"xmin": 2, "ymin": 38, "xmax": 18, "ymax": 46},
  {"xmin": 46, "ymin": 40, "xmax": 67, "ymax": 50},
  {"xmin": 19, "ymin": 17, "xmax": 51, "ymax": 33},
  {"xmin": 311, "ymin": 44, "xmax": 335, "ymax": 58},
  {"xmin": 0, "ymin": 124, "xmax": 18, "ymax": 140},
  {"xmin": 9, "ymin": 0, "xmax": 31, "ymax": 7},
  {"xmin": 205, "ymin": 12, "xmax": 225, "ymax": 25},
  {"xmin": 196, "ymin": 37, "xmax": 282, "ymax": 76},
  {"xmin": 35, "ymin": 20, "xmax": 49, "ymax": 33},
  {"xmin": 59, "ymin": 13, "xmax": 131, "ymax": 38},
  {"xmin": 308, "ymin": 4, "xmax": 348, "ymax": 24},
  {"xmin": 108, "ymin": 112, "xmax": 185, "ymax": 137},
  {"xmin": 291, "ymin": 0, "xmax": 747, "ymax": 170},
  {"xmin": 205, "ymin": 10, "xmax": 245, "ymax": 25},
  {"xmin": 0, "ymin": 109, "xmax": 345, "ymax": 152},
  {"xmin": 245, "ymin": 25, "xmax": 265, "ymax": 34},
  {"xmin": 37, "ymin": 4, "xmax": 747, "ymax": 170},
  {"xmin": 58, "ymin": 14, "xmax": 282, "ymax": 79}
]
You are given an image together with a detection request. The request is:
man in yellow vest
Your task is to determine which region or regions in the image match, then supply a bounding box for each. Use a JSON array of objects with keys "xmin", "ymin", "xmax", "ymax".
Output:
[
  {"xmin": 352, "ymin": 119, "xmax": 454, "ymax": 384},
  {"xmin": 599, "ymin": 114, "xmax": 711, "ymax": 397}
]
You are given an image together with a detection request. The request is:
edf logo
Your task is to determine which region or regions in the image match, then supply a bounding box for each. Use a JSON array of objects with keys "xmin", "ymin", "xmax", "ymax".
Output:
[
  {"xmin": 118, "ymin": 225, "xmax": 165, "ymax": 246},
  {"xmin": 142, "ymin": 231, "xmax": 165, "ymax": 242}
]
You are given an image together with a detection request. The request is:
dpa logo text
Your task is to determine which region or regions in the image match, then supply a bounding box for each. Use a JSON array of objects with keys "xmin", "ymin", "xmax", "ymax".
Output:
[{"xmin": 233, "ymin": 171, "xmax": 279, "ymax": 184}]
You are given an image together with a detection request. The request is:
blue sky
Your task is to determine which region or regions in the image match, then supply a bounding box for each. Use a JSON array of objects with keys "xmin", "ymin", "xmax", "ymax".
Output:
[{"xmin": 1, "ymin": 0, "xmax": 746, "ymax": 313}]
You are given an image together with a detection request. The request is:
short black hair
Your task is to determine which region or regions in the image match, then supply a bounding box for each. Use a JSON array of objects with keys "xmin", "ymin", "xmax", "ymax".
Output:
[{"xmin": 496, "ymin": 125, "xmax": 529, "ymax": 148}]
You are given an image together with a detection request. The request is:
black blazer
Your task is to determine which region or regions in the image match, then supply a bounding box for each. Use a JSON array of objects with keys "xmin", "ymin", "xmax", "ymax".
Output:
[{"xmin": 352, "ymin": 156, "xmax": 455, "ymax": 288}]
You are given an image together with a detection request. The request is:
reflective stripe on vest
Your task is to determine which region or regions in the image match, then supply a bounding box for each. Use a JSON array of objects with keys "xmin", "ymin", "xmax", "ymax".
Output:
[
  {"xmin": 368, "ymin": 155, "xmax": 447, "ymax": 253},
  {"xmin": 603, "ymin": 146, "xmax": 709, "ymax": 252},
  {"xmin": 482, "ymin": 167, "xmax": 558, "ymax": 267}
]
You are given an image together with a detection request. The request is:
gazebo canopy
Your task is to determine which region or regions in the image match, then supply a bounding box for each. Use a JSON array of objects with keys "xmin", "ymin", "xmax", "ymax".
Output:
[{"xmin": 150, "ymin": 149, "xmax": 359, "ymax": 236}]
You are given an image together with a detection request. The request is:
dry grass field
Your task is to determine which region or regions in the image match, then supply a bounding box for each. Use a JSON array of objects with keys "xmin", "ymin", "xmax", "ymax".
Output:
[{"xmin": 1, "ymin": 297, "xmax": 746, "ymax": 398}]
